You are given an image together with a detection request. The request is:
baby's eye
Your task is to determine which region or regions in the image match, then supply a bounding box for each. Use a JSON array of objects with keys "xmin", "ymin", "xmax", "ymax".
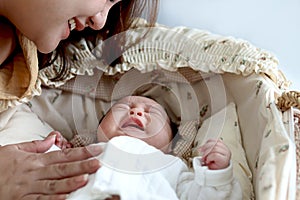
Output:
[
  {"xmin": 113, "ymin": 103, "xmax": 129, "ymax": 110},
  {"xmin": 148, "ymin": 106, "xmax": 163, "ymax": 116}
]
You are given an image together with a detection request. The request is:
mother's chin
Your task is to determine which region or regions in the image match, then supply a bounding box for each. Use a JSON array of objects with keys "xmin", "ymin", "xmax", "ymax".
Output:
[
  {"xmin": 32, "ymin": 30, "xmax": 66, "ymax": 54},
  {"xmin": 34, "ymin": 40, "xmax": 58, "ymax": 54}
]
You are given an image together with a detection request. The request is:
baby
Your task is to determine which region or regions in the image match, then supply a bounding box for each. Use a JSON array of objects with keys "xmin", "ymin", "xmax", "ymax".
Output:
[{"xmin": 50, "ymin": 96, "xmax": 242, "ymax": 200}]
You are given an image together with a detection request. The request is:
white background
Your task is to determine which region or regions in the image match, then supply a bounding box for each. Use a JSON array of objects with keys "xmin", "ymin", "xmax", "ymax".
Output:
[{"xmin": 157, "ymin": 0, "xmax": 300, "ymax": 90}]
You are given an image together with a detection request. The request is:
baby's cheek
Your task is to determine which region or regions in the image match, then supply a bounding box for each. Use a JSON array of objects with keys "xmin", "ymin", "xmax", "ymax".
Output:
[
  {"xmin": 149, "ymin": 120, "xmax": 166, "ymax": 135},
  {"xmin": 101, "ymin": 124, "xmax": 123, "ymax": 141},
  {"xmin": 97, "ymin": 127, "xmax": 109, "ymax": 142}
]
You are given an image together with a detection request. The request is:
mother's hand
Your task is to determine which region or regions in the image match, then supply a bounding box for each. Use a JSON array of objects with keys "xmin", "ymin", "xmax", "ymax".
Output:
[{"xmin": 0, "ymin": 135, "xmax": 102, "ymax": 200}]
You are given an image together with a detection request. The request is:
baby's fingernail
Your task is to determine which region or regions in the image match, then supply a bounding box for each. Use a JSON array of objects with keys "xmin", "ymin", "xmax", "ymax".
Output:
[{"xmin": 46, "ymin": 134, "xmax": 56, "ymax": 141}]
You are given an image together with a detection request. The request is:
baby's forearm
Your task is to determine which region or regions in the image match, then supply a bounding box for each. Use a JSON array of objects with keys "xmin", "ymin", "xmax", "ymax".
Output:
[{"xmin": 177, "ymin": 157, "xmax": 242, "ymax": 200}]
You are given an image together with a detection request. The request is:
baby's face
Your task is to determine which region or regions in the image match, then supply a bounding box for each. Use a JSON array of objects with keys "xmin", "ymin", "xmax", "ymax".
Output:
[{"xmin": 97, "ymin": 96, "xmax": 173, "ymax": 152}]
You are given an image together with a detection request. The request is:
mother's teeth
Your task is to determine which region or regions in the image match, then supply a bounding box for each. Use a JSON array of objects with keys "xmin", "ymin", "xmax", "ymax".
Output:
[{"xmin": 68, "ymin": 19, "xmax": 76, "ymax": 31}]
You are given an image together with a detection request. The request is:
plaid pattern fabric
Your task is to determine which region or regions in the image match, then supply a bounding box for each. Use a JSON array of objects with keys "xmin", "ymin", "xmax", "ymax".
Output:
[
  {"xmin": 57, "ymin": 70, "xmax": 119, "ymax": 101},
  {"xmin": 70, "ymin": 132, "xmax": 97, "ymax": 147},
  {"xmin": 173, "ymin": 119, "xmax": 200, "ymax": 162}
]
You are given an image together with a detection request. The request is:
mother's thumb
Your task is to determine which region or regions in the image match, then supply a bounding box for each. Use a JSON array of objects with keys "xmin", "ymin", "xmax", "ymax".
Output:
[{"xmin": 16, "ymin": 135, "xmax": 56, "ymax": 153}]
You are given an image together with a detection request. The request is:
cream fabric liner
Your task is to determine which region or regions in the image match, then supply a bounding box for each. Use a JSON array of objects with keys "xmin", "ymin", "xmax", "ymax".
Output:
[
  {"xmin": 30, "ymin": 69, "xmax": 296, "ymax": 199},
  {"xmin": 223, "ymin": 73, "xmax": 296, "ymax": 199},
  {"xmin": 0, "ymin": 18, "xmax": 295, "ymax": 199},
  {"xmin": 36, "ymin": 20, "xmax": 296, "ymax": 199}
]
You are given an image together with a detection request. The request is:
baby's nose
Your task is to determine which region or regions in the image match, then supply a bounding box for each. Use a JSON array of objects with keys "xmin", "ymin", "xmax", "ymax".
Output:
[{"xmin": 129, "ymin": 108, "xmax": 143, "ymax": 117}]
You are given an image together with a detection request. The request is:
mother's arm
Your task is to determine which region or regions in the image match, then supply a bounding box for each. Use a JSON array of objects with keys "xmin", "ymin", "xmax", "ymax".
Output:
[{"xmin": 0, "ymin": 134, "xmax": 102, "ymax": 200}]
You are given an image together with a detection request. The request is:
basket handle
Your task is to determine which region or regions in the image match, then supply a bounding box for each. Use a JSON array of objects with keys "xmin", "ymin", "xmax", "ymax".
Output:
[{"xmin": 277, "ymin": 91, "xmax": 300, "ymax": 111}]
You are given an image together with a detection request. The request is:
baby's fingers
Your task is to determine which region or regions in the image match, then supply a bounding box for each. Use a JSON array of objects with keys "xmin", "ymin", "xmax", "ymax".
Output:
[
  {"xmin": 204, "ymin": 152, "xmax": 229, "ymax": 170},
  {"xmin": 199, "ymin": 139, "xmax": 228, "ymax": 156},
  {"xmin": 199, "ymin": 140, "xmax": 218, "ymax": 156}
]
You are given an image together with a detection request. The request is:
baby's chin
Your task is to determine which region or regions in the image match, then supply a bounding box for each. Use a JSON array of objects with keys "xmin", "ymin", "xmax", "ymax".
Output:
[
  {"xmin": 156, "ymin": 144, "xmax": 172, "ymax": 154},
  {"xmin": 139, "ymin": 138, "xmax": 172, "ymax": 154},
  {"xmin": 97, "ymin": 133, "xmax": 110, "ymax": 143},
  {"xmin": 97, "ymin": 131, "xmax": 130, "ymax": 143}
]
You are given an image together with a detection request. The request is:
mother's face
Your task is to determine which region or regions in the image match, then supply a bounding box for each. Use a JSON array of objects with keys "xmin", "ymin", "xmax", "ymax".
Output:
[{"xmin": 9, "ymin": 0, "xmax": 121, "ymax": 53}]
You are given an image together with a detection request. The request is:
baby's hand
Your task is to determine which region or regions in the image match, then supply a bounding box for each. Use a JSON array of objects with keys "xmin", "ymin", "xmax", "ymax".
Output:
[
  {"xmin": 199, "ymin": 139, "xmax": 231, "ymax": 170},
  {"xmin": 47, "ymin": 131, "xmax": 72, "ymax": 149}
]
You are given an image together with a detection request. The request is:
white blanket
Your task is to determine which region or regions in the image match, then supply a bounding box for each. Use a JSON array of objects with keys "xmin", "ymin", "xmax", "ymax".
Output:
[{"xmin": 66, "ymin": 136, "xmax": 241, "ymax": 200}]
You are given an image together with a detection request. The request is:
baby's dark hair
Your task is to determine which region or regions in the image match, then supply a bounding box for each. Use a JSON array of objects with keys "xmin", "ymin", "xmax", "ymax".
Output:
[
  {"xmin": 169, "ymin": 119, "xmax": 178, "ymax": 139},
  {"xmin": 98, "ymin": 112, "xmax": 106, "ymax": 126}
]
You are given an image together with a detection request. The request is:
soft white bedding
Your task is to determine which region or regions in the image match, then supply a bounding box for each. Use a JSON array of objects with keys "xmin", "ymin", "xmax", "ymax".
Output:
[{"xmin": 65, "ymin": 136, "xmax": 241, "ymax": 200}]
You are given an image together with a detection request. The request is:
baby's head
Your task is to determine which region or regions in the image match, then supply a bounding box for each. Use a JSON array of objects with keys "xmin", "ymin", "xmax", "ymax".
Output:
[{"xmin": 97, "ymin": 96, "xmax": 175, "ymax": 153}]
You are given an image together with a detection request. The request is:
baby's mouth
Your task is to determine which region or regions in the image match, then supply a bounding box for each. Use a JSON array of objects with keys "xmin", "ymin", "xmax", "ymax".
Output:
[
  {"xmin": 68, "ymin": 18, "xmax": 76, "ymax": 31},
  {"xmin": 122, "ymin": 124, "xmax": 144, "ymax": 131},
  {"xmin": 121, "ymin": 118, "xmax": 144, "ymax": 131}
]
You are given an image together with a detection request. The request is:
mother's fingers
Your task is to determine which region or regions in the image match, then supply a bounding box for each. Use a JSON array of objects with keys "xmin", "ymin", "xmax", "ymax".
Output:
[
  {"xmin": 22, "ymin": 194, "xmax": 68, "ymax": 200},
  {"xmin": 30, "ymin": 174, "xmax": 89, "ymax": 195},
  {"xmin": 35, "ymin": 158, "xmax": 100, "ymax": 180},
  {"xmin": 40, "ymin": 145, "xmax": 102, "ymax": 165},
  {"xmin": 14, "ymin": 135, "xmax": 56, "ymax": 153}
]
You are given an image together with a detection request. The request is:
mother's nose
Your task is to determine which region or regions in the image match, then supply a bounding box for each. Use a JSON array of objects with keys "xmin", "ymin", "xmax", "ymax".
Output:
[{"xmin": 87, "ymin": 11, "xmax": 108, "ymax": 30}]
